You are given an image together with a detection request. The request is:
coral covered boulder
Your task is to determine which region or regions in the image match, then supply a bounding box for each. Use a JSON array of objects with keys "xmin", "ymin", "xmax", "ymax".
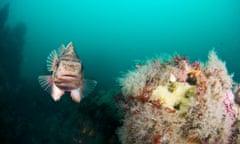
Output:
[{"xmin": 117, "ymin": 51, "xmax": 238, "ymax": 144}]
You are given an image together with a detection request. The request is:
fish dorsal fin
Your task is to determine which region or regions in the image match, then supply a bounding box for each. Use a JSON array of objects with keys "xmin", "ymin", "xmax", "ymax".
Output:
[
  {"xmin": 66, "ymin": 41, "xmax": 74, "ymax": 51},
  {"xmin": 82, "ymin": 79, "xmax": 97, "ymax": 98},
  {"xmin": 38, "ymin": 75, "xmax": 53, "ymax": 93},
  {"xmin": 58, "ymin": 44, "xmax": 66, "ymax": 56},
  {"xmin": 46, "ymin": 50, "xmax": 58, "ymax": 71},
  {"xmin": 63, "ymin": 42, "xmax": 76, "ymax": 56}
]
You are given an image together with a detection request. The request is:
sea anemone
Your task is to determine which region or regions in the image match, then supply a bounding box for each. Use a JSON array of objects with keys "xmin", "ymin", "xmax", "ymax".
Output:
[{"xmin": 117, "ymin": 50, "xmax": 238, "ymax": 144}]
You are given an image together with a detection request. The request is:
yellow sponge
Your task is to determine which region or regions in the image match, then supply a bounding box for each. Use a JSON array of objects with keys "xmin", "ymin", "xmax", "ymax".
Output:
[{"xmin": 150, "ymin": 82, "xmax": 197, "ymax": 115}]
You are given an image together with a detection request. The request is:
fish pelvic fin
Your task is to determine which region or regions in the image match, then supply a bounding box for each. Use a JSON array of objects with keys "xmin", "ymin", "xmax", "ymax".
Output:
[
  {"xmin": 82, "ymin": 79, "xmax": 97, "ymax": 98},
  {"xmin": 70, "ymin": 79, "xmax": 97, "ymax": 103},
  {"xmin": 46, "ymin": 49, "xmax": 58, "ymax": 72},
  {"xmin": 70, "ymin": 88, "xmax": 82, "ymax": 103},
  {"xmin": 38, "ymin": 75, "xmax": 53, "ymax": 92},
  {"xmin": 51, "ymin": 83, "xmax": 64, "ymax": 101},
  {"xmin": 38, "ymin": 75, "xmax": 64, "ymax": 101}
]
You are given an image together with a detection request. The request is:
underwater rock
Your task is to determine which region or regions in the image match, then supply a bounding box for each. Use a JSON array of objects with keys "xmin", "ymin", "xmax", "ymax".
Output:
[
  {"xmin": 117, "ymin": 50, "xmax": 239, "ymax": 144},
  {"xmin": 0, "ymin": 3, "xmax": 9, "ymax": 30},
  {"xmin": 0, "ymin": 3, "xmax": 27, "ymax": 144},
  {"xmin": 0, "ymin": 3, "xmax": 26, "ymax": 86}
]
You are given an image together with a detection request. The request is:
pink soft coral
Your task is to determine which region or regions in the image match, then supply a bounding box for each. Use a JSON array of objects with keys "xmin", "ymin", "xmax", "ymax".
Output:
[{"xmin": 223, "ymin": 90, "xmax": 236, "ymax": 120}]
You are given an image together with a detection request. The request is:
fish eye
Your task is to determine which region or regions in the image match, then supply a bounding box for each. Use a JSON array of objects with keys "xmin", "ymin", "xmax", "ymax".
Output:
[{"xmin": 56, "ymin": 62, "xmax": 60, "ymax": 67}]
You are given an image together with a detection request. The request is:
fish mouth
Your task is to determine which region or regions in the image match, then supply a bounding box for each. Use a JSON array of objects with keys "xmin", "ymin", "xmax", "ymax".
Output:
[{"xmin": 62, "ymin": 74, "xmax": 79, "ymax": 78}]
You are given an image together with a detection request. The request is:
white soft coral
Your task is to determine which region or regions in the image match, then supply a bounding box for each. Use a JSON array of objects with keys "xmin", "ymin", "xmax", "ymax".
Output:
[
  {"xmin": 205, "ymin": 50, "xmax": 233, "ymax": 90},
  {"xmin": 118, "ymin": 59, "xmax": 162, "ymax": 97}
]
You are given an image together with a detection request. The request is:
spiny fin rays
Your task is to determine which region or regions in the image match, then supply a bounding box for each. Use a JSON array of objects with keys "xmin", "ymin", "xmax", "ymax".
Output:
[
  {"xmin": 66, "ymin": 41, "xmax": 73, "ymax": 49},
  {"xmin": 38, "ymin": 75, "xmax": 52, "ymax": 92},
  {"xmin": 58, "ymin": 44, "xmax": 66, "ymax": 56},
  {"xmin": 46, "ymin": 50, "xmax": 58, "ymax": 72}
]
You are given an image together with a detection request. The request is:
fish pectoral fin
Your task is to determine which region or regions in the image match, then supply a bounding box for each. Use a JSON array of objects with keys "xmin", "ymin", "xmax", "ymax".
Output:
[
  {"xmin": 82, "ymin": 79, "xmax": 97, "ymax": 97},
  {"xmin": 38, "ymin": 75, "xmax": 53, "ymax": 92},
  {"xmin": 47, "ymin": 49, "xmax": 58, "ymax": 72},
  {"xmin": 51, "ymin": 83, "xmax": 64, "ymax": 101},
  {"xmin": 70, "ymin": 88, "xmax": 81, "ymax": 103}
]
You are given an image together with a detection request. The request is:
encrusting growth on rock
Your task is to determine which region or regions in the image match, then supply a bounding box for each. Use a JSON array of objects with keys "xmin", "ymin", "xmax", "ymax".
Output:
[{"xmin": 117, "ymin": 50, "xmax": 239, "ymax": 144}]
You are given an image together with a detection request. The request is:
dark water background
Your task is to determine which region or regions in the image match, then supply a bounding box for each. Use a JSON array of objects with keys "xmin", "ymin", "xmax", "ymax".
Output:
[{"xmin": 0, "ymin": 0, "xmax": 240, "ymax": 143}]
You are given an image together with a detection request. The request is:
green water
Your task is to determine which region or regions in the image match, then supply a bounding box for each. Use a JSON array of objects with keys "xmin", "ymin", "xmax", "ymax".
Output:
[
  {"xmin": 2, "ymin": 0, "xmax": 239, "ymax": 89},
  {"xmin": 0, "ymin": 0, "xmax": 240, "ymax": 143}
]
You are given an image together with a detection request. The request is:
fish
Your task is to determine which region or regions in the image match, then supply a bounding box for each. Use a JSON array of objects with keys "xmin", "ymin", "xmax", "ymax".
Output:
[{"xmin": 38, "ymin": 42, "xmax": 97, "ymax": 102}]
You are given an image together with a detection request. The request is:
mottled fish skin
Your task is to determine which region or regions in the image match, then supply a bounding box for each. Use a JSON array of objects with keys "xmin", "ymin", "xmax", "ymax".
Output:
[
  {"xmin": 53, "ymin": 42, "xmax": 83, "ymax": 91},
  {"xmin": 38, "ymin": 42, "xmax": 96, "ymax": 103}
]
